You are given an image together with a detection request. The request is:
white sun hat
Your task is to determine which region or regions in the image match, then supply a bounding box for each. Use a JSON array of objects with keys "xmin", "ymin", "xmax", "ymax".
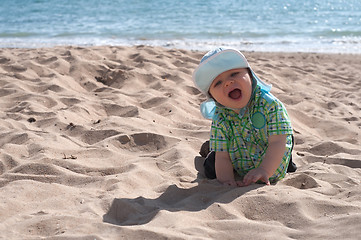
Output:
[{"xmin": 192, "ymin": 48, "xmax": 250, "ymax": 98}]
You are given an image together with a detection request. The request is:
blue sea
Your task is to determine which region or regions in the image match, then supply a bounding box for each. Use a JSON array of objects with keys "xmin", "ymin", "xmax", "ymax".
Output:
[{"xmin": 1, "ymin": 0, "xmax": 361, "ymax": 53}]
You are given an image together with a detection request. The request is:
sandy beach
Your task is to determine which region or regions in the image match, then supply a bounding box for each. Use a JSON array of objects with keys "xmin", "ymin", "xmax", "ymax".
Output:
[{"xmin": 0, "ymin": 45, "xmax": 360, "ymax": 239}]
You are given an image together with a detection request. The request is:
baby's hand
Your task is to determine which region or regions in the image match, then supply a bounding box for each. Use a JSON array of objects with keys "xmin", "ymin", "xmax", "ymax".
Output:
[{"xmin": 242, "ymin": 167, "xmax": 271, "ymax": 186}]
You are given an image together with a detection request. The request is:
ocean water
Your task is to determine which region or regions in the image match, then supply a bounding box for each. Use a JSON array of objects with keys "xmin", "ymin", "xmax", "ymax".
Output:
[{"xmin": 1, "ymin": 0, "xmax": 361, "ymax": 53}]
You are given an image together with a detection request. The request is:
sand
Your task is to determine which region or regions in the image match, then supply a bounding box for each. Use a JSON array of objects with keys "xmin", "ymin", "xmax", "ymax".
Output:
[{"xmin": 0, "ymin": 45, "xmax": 360, "ymax": 240}]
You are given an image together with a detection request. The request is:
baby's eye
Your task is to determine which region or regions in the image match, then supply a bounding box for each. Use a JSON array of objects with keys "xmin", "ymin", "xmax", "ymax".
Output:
[
  {"xmin": 214, "ymin": 80, "xmax": 222, "ymax": 87},
  {"xmin": 231, "ymin": 72, "xmax": 239, "ymax": 77}
]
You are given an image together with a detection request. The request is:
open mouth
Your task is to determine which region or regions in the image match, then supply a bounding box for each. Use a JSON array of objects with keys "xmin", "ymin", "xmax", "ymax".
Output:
[{"xmin": 228, "ymin": 89, "xmax": 242, "ymax": 100}]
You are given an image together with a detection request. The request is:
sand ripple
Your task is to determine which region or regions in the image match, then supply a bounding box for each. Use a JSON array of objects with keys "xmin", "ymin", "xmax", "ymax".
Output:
[{"xmin": 0, "ymin": 46, "xmax": 360, "ymax": 239}]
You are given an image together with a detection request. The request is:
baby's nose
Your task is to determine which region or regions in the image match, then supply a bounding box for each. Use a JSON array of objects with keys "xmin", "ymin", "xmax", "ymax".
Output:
[{"xmin": 225, "ymin": 79, "xmax": 234, "ymax": 87}]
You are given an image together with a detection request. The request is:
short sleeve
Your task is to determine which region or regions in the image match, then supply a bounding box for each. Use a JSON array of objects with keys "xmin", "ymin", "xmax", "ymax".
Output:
[
  {"xmin": 210, "ymin": 117, "xmax": 229, "ymax": 152},
  {"xmin": 266, "ymin": 99, "xmax": 293, "ymax": 136}
]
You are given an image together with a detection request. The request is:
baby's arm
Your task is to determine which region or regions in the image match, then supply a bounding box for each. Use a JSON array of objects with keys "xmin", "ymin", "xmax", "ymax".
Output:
[
  {"xmin": 215, "ymin": 151, "xmax": 239, "ymax": 186},
  {"xmin": 242, "ymin": 134, "xmax": 287, "ymax": 186}
]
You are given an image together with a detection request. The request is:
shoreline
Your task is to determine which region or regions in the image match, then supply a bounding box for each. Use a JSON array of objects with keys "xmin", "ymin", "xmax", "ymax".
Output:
[
  {"xmin": 3, "ymin": 44, "xmax": 361, "ymax": 58},
  {"xmin": 1, "ymin": 41, "xmax": 361, "ymax": 54}
]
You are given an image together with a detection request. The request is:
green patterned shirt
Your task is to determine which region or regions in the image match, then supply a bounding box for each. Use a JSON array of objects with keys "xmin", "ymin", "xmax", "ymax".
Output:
[{"xmin": 210, "ymin": 85, "xmax": 293, "ymax": 182}]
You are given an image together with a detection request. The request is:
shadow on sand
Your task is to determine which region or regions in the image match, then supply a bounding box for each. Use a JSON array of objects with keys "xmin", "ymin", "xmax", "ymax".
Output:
[{"xmin": 103, "ymin": 180, "xmax": 262, "ymax": 226}]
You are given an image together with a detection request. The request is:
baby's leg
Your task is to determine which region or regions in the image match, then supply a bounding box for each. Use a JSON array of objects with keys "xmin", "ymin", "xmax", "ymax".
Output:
[
  {"xmin": 287, "ymin": 135, "xmax": 297, "ymax": 172},
  {"xmin": 203, "ymin": 151, "xmax": 216, "ymax": 179}
]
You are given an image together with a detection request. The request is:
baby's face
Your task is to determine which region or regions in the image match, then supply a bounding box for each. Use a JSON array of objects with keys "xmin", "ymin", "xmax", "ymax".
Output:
[{"xmin": 209, "ymin": 68, "xmax": 252, "ymax": 113}]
